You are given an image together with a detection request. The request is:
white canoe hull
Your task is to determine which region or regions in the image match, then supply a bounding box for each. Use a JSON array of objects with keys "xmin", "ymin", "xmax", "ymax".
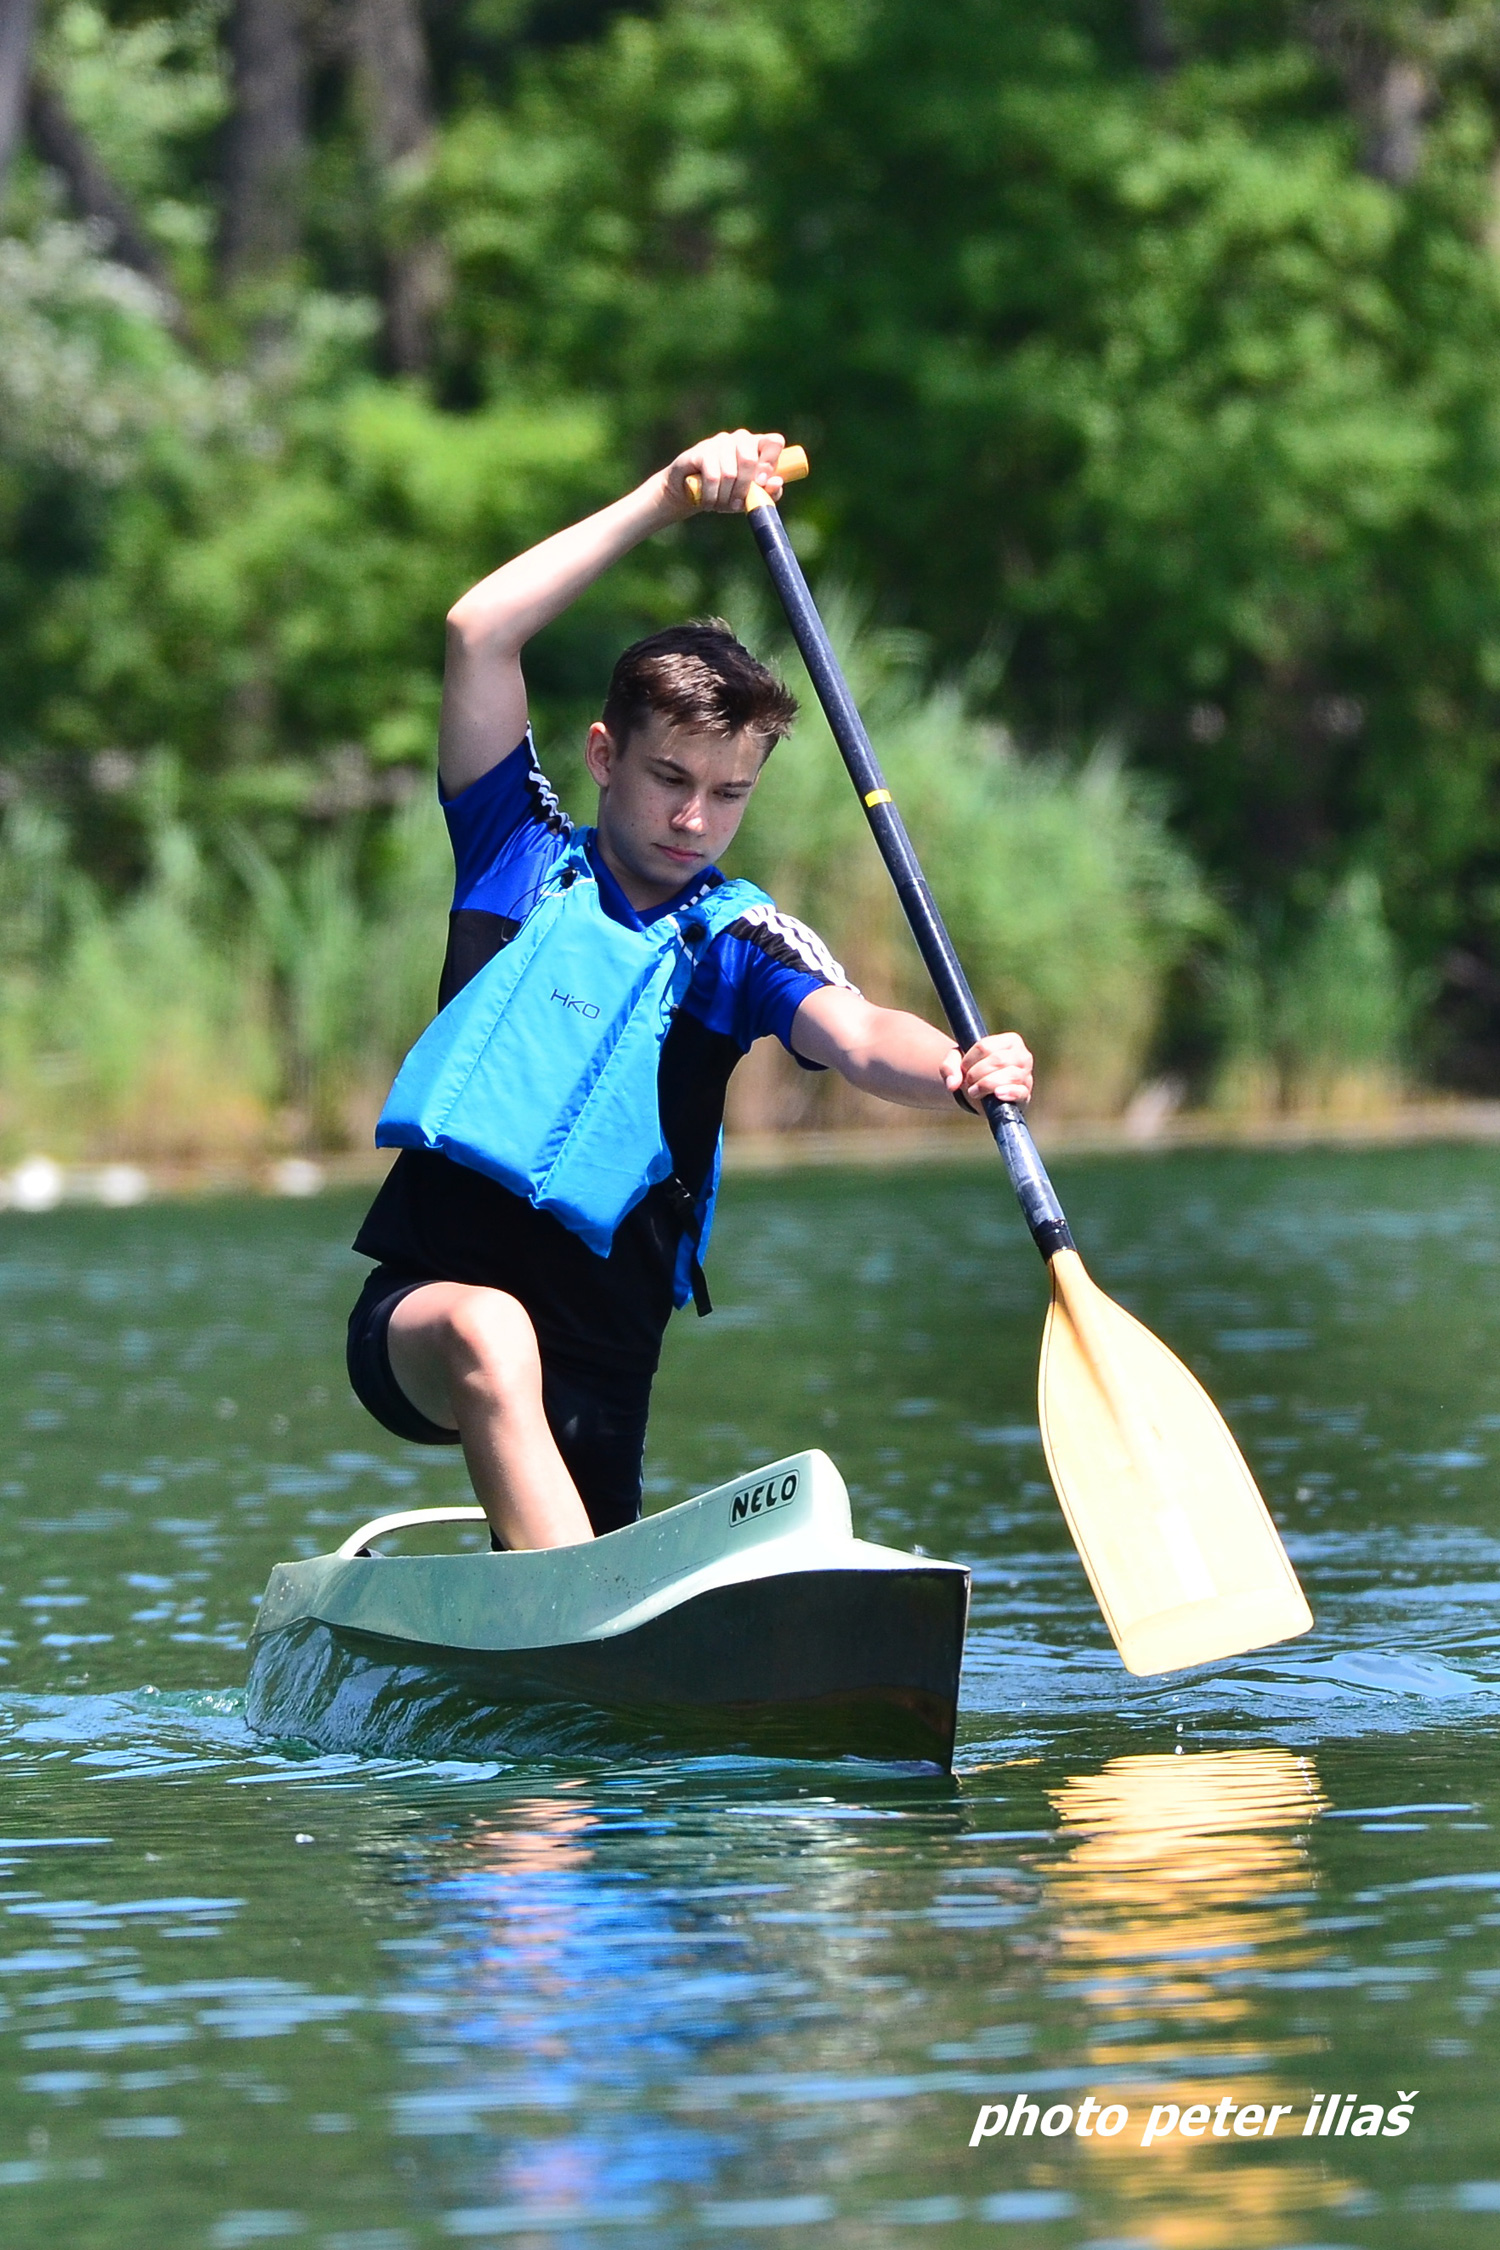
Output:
[{"xmin": 246, "ymin": 1448, "xmax": 970, "ymax": 1769}]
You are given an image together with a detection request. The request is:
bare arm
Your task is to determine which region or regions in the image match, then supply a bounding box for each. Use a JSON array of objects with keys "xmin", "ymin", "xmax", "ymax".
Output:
[
  {"xmin": 790, "ymin": 985, "xmax": 1035, "ymax": 1110},
  {"xmin": 438, "ymin": 428, "xmax": 788, "ymax": 795}
]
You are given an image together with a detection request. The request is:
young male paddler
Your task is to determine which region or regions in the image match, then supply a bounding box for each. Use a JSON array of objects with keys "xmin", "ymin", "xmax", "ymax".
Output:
[{"xmin": 348, "ymin": 428, "xmax": 1035, "ymax": 1552}]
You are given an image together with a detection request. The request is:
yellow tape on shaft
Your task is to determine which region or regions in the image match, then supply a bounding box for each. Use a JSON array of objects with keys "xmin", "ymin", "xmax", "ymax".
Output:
[{"xmin": 864, "ymin": 789, "xmax": 893, "ymax": 808}]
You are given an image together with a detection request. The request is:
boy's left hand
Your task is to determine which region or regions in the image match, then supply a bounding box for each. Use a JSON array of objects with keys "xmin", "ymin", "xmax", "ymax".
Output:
[{"xmin": 941, "ymin": 1031, "xmax": 1034, "ymax": 1111}]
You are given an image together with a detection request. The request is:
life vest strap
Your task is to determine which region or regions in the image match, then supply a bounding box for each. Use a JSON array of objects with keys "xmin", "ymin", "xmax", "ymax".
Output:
[{"xmin": 662, "ymin": 1173, "xmax": 714, "ymax": 1317}]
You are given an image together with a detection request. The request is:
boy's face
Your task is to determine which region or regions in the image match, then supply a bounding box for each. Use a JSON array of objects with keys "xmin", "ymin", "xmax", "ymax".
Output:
[{"xmin": 586, "ymin": 710, "xmax": 766, "ymax": 907}]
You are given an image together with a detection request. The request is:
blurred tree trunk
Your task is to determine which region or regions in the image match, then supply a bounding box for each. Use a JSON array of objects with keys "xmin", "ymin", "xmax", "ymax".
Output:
[
  {"xmin": 26, "ymin": 77, "xmax": 183, "ymax": 318},
  {"xmin": 1305, "ymin": 5, "xmax": 1431, "ymax": 185},
  {"xmin": 1362, "ymin": 58, "xmax": 1428, "ymax": 185},
  {"xmin": 0, "ymin": 0, "xmax": 39, "ymax": 191},
  {"xmin": 1134, "ymin": 0, "xmax": 1176, "ymax": 77},
  {"xmin": 221, "ymin": 0, "xmax": 309, "ymax": 281},
  {"xmin": 350, "ymin": 0, "xmax": 446, "ymax": 372}
]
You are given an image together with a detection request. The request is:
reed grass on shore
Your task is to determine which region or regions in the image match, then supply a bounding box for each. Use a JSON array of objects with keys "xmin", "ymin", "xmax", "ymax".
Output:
[{"xmin": 0, "ymin": 775, "xmax": 452, "ymax": 1163}]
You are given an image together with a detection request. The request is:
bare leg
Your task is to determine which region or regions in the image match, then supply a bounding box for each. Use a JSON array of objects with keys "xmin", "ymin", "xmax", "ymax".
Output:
[{"xmin": 385, "ymin": 1282, "xmax": 594, "ymax": 1550}]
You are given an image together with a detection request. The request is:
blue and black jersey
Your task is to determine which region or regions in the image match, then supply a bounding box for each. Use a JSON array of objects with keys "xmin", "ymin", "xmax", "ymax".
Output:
[{"xmin": 353, "ymin": 735, "xmax": 855, "ymax": 1376}]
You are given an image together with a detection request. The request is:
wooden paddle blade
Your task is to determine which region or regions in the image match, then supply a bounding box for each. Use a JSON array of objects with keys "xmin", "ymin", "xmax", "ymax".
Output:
[{"xmin": 1038, "ymin": 1250, "xmax": 1313, "ymax": 1676}]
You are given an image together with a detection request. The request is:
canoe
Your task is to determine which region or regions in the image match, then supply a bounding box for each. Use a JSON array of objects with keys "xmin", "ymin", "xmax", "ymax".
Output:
[{"xmin": 245, "ymin": 1447, "xmax": 970, "ymax": 1770}]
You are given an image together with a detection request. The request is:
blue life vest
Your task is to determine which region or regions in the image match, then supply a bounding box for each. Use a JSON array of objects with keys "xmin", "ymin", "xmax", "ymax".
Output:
[{"xmin": 376, "ymin": 834, "xmax": 771, "ymax": 1299}]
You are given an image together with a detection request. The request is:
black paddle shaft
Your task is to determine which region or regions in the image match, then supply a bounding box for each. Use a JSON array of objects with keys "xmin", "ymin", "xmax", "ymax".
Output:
[{"xmin": 749, "ymin": 498, "xmax": 1075, "ymax": 1262}]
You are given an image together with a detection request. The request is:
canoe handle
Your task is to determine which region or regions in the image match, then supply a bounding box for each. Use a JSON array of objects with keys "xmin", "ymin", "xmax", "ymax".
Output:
[{"xmin": 336, "ymin": 1505, "xmax": 490, "ymax": 1558}]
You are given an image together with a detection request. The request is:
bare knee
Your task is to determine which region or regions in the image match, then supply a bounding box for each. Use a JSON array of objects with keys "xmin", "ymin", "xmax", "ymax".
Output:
[{"xmin": 443, "ymin": 1290, "xmax": 542, "ymax": 1404}]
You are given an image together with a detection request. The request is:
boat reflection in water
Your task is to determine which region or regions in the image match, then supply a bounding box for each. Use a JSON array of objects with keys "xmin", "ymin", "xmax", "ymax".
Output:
[
  {"xmin": 384, "ymin": 1787, "xmax": 675, "ymax": 2231},
  {"xmin": 378, "ymin": 1776, "xmax": 939, "ymax": 2235},
  {"xmin": 382, "ymin": 1784, "xmax": 839, "ymax": 2233},
  {"xmin": 1042, "ymin": 1746, "xmax": 1349, "ymax": 2248}
]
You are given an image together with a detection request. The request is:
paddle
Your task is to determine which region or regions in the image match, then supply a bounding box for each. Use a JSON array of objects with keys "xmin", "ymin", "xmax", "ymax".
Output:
[{"xmin": 710, "ymin": 449, "xmax": 1313, "ymax": 1676}]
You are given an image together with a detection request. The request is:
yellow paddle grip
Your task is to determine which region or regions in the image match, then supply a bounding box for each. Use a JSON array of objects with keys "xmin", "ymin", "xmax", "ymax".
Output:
[{"xmin": 685, "ymin": 444, "xmax": 808, "ymax": 511}]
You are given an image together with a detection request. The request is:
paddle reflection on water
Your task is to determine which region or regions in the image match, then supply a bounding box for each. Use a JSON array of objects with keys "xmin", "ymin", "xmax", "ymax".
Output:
[
  {"xmin": 1049, "ymin": 1747, "xmax": 1328, "ymax": 2039},
  {"xmin": 1041, "ymin": 1747, "xmax": 1355, "ymax": 2246}
]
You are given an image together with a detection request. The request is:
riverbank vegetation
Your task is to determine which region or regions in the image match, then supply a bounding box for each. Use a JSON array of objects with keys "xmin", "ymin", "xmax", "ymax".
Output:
[{"xmin": 4, "ymin": 0, "xmax": 1494, "ymax": 1156}]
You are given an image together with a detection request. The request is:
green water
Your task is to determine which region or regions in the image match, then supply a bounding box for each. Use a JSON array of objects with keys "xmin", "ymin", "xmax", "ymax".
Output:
[{"xmin": 0, "ymin": 1147, "xmax": 1498, "ymax": 2249}]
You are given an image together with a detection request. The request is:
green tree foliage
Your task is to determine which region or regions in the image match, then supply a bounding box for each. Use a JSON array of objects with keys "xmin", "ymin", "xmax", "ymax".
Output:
[
  {"xmin": 449, "ymin": 0, "xmax": 1500, "ymax": 990},
  {"xmin": 4, "ymin": 0, "xmax": 1499, "ymax": 1146}
]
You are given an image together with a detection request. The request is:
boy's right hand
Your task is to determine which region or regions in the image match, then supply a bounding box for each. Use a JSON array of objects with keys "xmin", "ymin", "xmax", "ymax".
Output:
[{"xmin": 662, "ymin": 429, "xmax": 787, "ymax": 518}]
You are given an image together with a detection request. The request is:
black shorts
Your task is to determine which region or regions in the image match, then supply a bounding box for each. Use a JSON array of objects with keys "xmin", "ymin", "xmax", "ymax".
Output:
[{"xmin": 345, "ymin": 1266, "xmax": 651, "ymax": 1537}]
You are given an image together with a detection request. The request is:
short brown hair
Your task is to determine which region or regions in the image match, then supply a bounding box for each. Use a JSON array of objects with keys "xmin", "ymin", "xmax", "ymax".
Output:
[{"xmin": 602, "ymin": 620, "xmax": 798, "ymax": 753}]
